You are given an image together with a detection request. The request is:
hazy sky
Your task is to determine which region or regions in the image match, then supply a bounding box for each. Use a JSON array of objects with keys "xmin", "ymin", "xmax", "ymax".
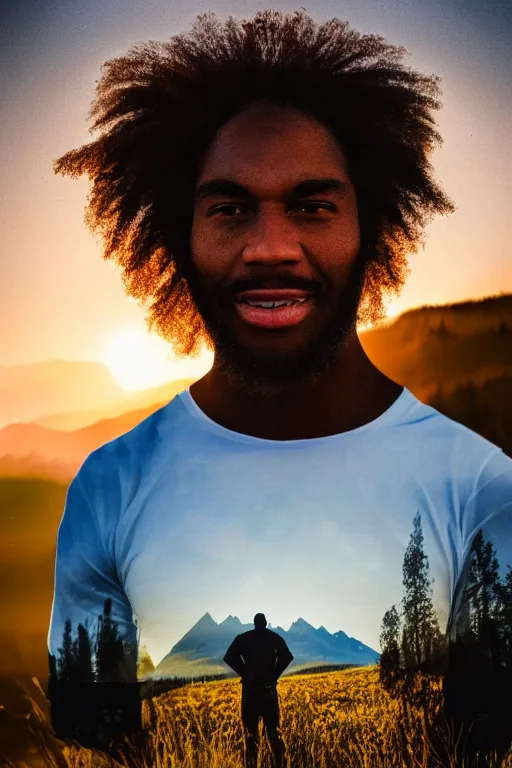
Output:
[{"xmin": 1, "ymin": 0, "xmax": 511, "ymax": 379}]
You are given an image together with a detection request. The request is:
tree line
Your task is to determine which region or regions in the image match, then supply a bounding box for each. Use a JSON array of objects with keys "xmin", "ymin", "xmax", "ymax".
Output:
[
  {"xmin": 379, "ymin": 511, "xmax": 512, "ymax": 765},
  {"xmin": 379, "ymin": 511, "xmax": 445, "ymax": 688},
  {"xmin": 54, "ymin": 597, "xmax": 135, "ymax": 683}
]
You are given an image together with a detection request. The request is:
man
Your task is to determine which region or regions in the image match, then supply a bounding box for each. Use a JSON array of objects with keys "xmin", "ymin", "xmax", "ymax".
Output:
[
  {"xmin": 48, "ymin": 9, "xmax": 512, "ymax": 766},
  {"xmin": 223, "ymin": 613, "xmax": 294, "ymax": 768}
]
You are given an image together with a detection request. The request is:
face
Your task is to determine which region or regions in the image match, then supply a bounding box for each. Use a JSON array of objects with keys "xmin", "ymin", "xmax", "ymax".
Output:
[{"xmin": 189, "ymin": 102, "xmax": 367, "ymax": 397}]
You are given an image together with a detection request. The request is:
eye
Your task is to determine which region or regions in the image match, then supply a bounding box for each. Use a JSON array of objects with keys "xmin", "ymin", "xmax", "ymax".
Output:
[
  {"xmin": 208, "ymin": 202, "xmax": 335, "ymax": 218},
  {"xmin": 293, "ymin": 202, "xmax": 335, "ymax": 215},
  {"xmin": 209, "ymin": 205, "xmax": 246, "ymax": 217}
]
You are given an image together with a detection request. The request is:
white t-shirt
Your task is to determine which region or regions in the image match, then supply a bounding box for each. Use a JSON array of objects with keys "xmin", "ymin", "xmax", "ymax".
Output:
[{"xmin": 48, "ymin": 385, "xmax": 512, "ymax": 681}]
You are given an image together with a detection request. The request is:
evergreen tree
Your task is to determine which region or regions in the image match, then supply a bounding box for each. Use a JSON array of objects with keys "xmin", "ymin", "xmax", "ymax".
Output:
[
  {"xmin": 499, "ymin": 566, "xmax": 512, "ymax": 667},
  {"xmin": 379, "ymin": 605, "xmax": 402, "ymax": 688},
  {"xmin": 466, "ymin": 530, "xmax": 505, "ymax": 675},
  {"xmin": 467, "ymin": 530, "xmax": 501, "ymax": 641},
  {"xmin": 401, "ymin": 511, "xmax": 442, "ymax": 669},
  {"xmin": 75, "ymin": 622, "xmax": 94, "ymax": 682},
  {"xmin": 57, "ymin": 618, "xmax": 76, "ymax": 681},
  {"xmin": 94, "ymin": 597, "xmax": 125, "ymax": 682}
]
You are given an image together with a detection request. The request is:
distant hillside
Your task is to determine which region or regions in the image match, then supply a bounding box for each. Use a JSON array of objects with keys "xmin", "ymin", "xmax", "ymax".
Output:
[
  {"xmin": 360, "ymin": 293, "xmax": 512, "ymax": 401},
  {"xmin": 0, "ymin": 358, "xmax": 197, "ymax": 430},
  {"xmin": 153, "ymin": 612, "xmax": 378, "ymax": 680},
  {"xmin": 0, "ymin": 378, "xmax": 194, "ymax": 482},
  {"xmin": 29, "ymin": 376, "xmax": 197, "ymax": 431},
  {"xmin": 0, "ymin": 360, "xmax": 126, "ymax": 427},
  {"xmin": 359, "ymin": 292, "xmax": 512, "ymax": 455}
]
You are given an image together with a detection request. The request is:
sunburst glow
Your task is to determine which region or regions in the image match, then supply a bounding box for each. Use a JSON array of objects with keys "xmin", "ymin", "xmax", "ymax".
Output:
[
  {"xmin": 385, "ymin": 299, "xmax": 402, "ymax": 319},
  {"xmin": 102, "ymin": 328, "xmax": 213, "ymax": 391}
]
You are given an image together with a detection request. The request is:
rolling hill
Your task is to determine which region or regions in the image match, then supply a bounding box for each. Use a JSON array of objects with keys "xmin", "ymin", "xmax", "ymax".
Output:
[
  {"xmin": 0, "ymin": 359, "xmax": 126, "ymax": 427},
  {"xmin": 0, "ymin": 377, "xmax": 195, "ymax": 481}
]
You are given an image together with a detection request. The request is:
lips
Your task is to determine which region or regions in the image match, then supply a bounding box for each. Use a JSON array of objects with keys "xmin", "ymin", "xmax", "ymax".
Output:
[
  {"xmin": 235, "ymin": 288, "xmax": 314, "ymax": 302},
  {"xmin": 234, "ymin": 289, "xmax": 314, "ymax": 329}
]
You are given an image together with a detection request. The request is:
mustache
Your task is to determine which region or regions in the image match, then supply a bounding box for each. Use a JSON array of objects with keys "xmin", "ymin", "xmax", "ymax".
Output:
[{"xmin": 226, "ymin": 276, "xmax": 325, "ymax": 297}]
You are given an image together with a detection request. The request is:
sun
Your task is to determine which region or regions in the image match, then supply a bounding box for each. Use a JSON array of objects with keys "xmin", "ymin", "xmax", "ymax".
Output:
[
  {"xmin": 102, "ymin": 328, "xmax": 213, "ymax": 391},
  {"xmin": 385, "ymin": 299, "xmax": 402, "ymax": 319}
]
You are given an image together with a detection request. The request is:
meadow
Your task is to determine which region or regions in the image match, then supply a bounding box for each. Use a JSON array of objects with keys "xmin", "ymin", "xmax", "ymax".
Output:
[{"xmin": 2, "ymin": 666, "xmax": 511, "ymax": 768}]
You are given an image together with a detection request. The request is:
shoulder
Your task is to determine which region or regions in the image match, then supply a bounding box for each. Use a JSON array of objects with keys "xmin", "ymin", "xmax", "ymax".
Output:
[
  {"xmin": 413, "ymin": 396, "xmax": 512, "ymax": 498},
  {"xmin": 400, "ymin": 390, "xmax": 510, "ymax": 499},
  {"xmin": 401, "ymin": 390, "xmax": 501, "ymax": 457},
  {"xmin": 404, "ymin": 389, "xmax": 512, "ymax": 550},
  {"xmin": 75, "ymin": 394, "xmax": 187, "ymax": 502},
  {"xmin": 63, "ymin": 396, "xmax": 185, "ymax": 542},
  {"xmin": 460, "ymin": 444, "xmax": 512, "ymax": 550}
]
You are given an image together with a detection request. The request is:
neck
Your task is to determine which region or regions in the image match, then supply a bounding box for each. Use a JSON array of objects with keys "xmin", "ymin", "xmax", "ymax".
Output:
[{"xmin": 189, "ymin": 330, "xmax": 403, "ymax": 441}]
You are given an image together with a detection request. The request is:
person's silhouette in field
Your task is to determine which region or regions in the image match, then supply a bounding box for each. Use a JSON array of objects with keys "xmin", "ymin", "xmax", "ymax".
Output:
[{"xmin": 223, "ymin": 613, "xmax": 293, "ymax": 768}]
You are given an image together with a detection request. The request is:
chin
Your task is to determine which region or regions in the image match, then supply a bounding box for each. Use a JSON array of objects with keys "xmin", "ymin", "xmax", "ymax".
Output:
[{"xmin": 215, "ymin": 335, "xmax": 345, "ymax": 399}]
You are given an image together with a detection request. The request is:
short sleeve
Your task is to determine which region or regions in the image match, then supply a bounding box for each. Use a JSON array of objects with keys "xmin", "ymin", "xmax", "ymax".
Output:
[
  {"xmin": 47, "ymin": 464, "xmax": 138, "ymax": 670},
  {"xmin": 47, "ymin": 458, "xmax": 142, "ymax": 750},
  {"xmin": 445, "ymin": 448, "xmax": 512, "ymax": 762},
  {"xmin": 460, "ymin": 447, "xmax": 512, "ymax": 555},
  {"xmin": 450, "ymin": 447, "xmax": 512, "ymax": 637}
]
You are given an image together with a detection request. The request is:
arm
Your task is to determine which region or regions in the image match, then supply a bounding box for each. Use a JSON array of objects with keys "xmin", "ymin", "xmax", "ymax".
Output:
[
  {"xmin": 446, "ymin": 450, "xmax": 512, "ymax": 764},
  {"xmin": 47, "ymin": 458, "xmax": 142, "ymax": 753},
  {"xmin": 274, "ymin": 637, "xmax": 294, "ymax": 679},
  {"xmin": 223, "ymin": 635, "xmax": 246, "ymax": 678}
]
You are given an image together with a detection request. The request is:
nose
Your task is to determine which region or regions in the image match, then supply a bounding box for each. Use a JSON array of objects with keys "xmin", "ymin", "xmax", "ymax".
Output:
[{"xmin": 242, "ymin": 207, "xmax": 303, "ymax": 266}]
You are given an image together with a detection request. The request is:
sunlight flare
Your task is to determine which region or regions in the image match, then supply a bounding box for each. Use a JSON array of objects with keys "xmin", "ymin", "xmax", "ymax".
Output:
[{"xmin": 102, "ymin": 328, "xmax": 213, "ymax": 391}]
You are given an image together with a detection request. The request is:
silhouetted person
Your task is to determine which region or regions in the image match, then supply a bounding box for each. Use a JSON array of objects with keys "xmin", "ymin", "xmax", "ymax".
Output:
[{"xmin": 224, "ymin": 613, "xmax": 293, "ymax": 768}]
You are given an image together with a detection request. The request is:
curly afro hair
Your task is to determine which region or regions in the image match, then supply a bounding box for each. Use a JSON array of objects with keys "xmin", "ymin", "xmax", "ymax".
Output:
[{"xmin": 54, "ymin": 9, "xmax": 454, "ymax": 357}]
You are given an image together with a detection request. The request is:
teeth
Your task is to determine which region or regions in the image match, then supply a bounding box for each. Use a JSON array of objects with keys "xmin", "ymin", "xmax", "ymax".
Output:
[{"xmin": 243, "ymin": 298, "xmax": 308, "ymax": 308}]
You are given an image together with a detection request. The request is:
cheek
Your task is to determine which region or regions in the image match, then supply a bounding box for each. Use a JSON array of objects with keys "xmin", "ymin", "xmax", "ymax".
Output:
[
  {"xmin": 190, "ymin": 223, "xmax": 215, "ymax": 283},
  {"xmin": 316, "ymin": 224, "xmax": 361, "ymax": 283},
  {"xmin": 190, "ymin": 220, "xmax": 232, "ymax": 281}
]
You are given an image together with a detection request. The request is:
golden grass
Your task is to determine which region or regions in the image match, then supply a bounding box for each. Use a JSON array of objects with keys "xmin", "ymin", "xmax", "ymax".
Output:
[{"xmin": 2, "ymin": 667, "xmax": 511, "ymax": 767}]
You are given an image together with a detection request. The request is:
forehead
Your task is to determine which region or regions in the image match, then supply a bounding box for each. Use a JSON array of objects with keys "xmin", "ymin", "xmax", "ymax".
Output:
[{"xmin": 197, "ymin": 104, "xmax": 349, "ymax": 190}]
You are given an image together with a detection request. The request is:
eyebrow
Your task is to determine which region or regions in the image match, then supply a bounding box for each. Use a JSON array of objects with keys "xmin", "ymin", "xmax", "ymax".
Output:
[{"xmin": 194, "ymin": 178, "xmax": 346, "ymax": 203}]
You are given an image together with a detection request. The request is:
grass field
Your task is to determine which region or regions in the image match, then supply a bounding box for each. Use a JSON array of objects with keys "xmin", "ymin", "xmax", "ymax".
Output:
[{"xmin": 2, "ymin": 666, "xmax": 511, "ymax": 768}]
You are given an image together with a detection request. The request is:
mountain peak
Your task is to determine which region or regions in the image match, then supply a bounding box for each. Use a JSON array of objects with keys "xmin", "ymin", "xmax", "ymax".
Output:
[
  {"xmin": 289, "ymin": 617, "xmax": 316, "ymax": 634},
  {"xmin": 191, "ymin": 612, "xmax": 218, "ymax": 631},
  {"xmin": 219, "ymin": 615, "xmax": 243, "ymax": 628}
]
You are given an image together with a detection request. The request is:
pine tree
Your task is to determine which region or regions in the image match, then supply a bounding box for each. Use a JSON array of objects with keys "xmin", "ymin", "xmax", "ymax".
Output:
[
  {"xmin": 379, "ymin": 605, "xmax": 402, "ymax": 689},
  {"xmin": 94, "ymin": 597, "xmax": 125, "ymax": 682},
  {"xmin": 466, "ymin": 530, "xmax": 503, "ymax": 671},
  {"xmin": 499, "ymin": 566, "xmax": 512, "ymax": 667},
  {"xmin": 401, "ymin": 511, "xmax": 442, "ymax": 669},
  {"xmin": 57, "ymin": 618, "xmax": 76, "ymax": 681},
  {"xmin": 75, "ymin": 622, "xmax": 94, "ymax": 682},
  {"xmin": 467, "ymin": 531, "xmax": 500, "ymax": 636}
]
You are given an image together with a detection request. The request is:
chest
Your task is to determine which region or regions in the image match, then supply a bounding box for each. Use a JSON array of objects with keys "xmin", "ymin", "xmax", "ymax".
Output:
[{"xmin": 114, "ymin": 461, "xmax": 457, "ymax": 671}]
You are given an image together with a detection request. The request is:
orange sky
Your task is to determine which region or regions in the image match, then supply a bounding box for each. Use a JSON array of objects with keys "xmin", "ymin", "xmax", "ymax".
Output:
[{"xmin": 1, "ymin": 0, "xmax": 510, "ymax": 387}]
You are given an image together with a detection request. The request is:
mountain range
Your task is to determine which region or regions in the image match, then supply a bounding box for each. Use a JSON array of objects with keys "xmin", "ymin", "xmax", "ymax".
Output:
[
  {"xmin": 0, "ymin": 360, "xmax": 196, "ymax": 430},
  {"xmin": 0, "ymin": 376, "xmax": 195, "ymax": 481},
  {"xmin": 152, "ymin": 612, "xmax": 379, "ymax": 679}
]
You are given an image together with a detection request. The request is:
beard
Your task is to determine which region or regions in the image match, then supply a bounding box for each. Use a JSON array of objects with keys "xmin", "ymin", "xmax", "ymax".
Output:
[{"xmin": 185, "ymin": 252, "xmax": 369, "ymax": 400}]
